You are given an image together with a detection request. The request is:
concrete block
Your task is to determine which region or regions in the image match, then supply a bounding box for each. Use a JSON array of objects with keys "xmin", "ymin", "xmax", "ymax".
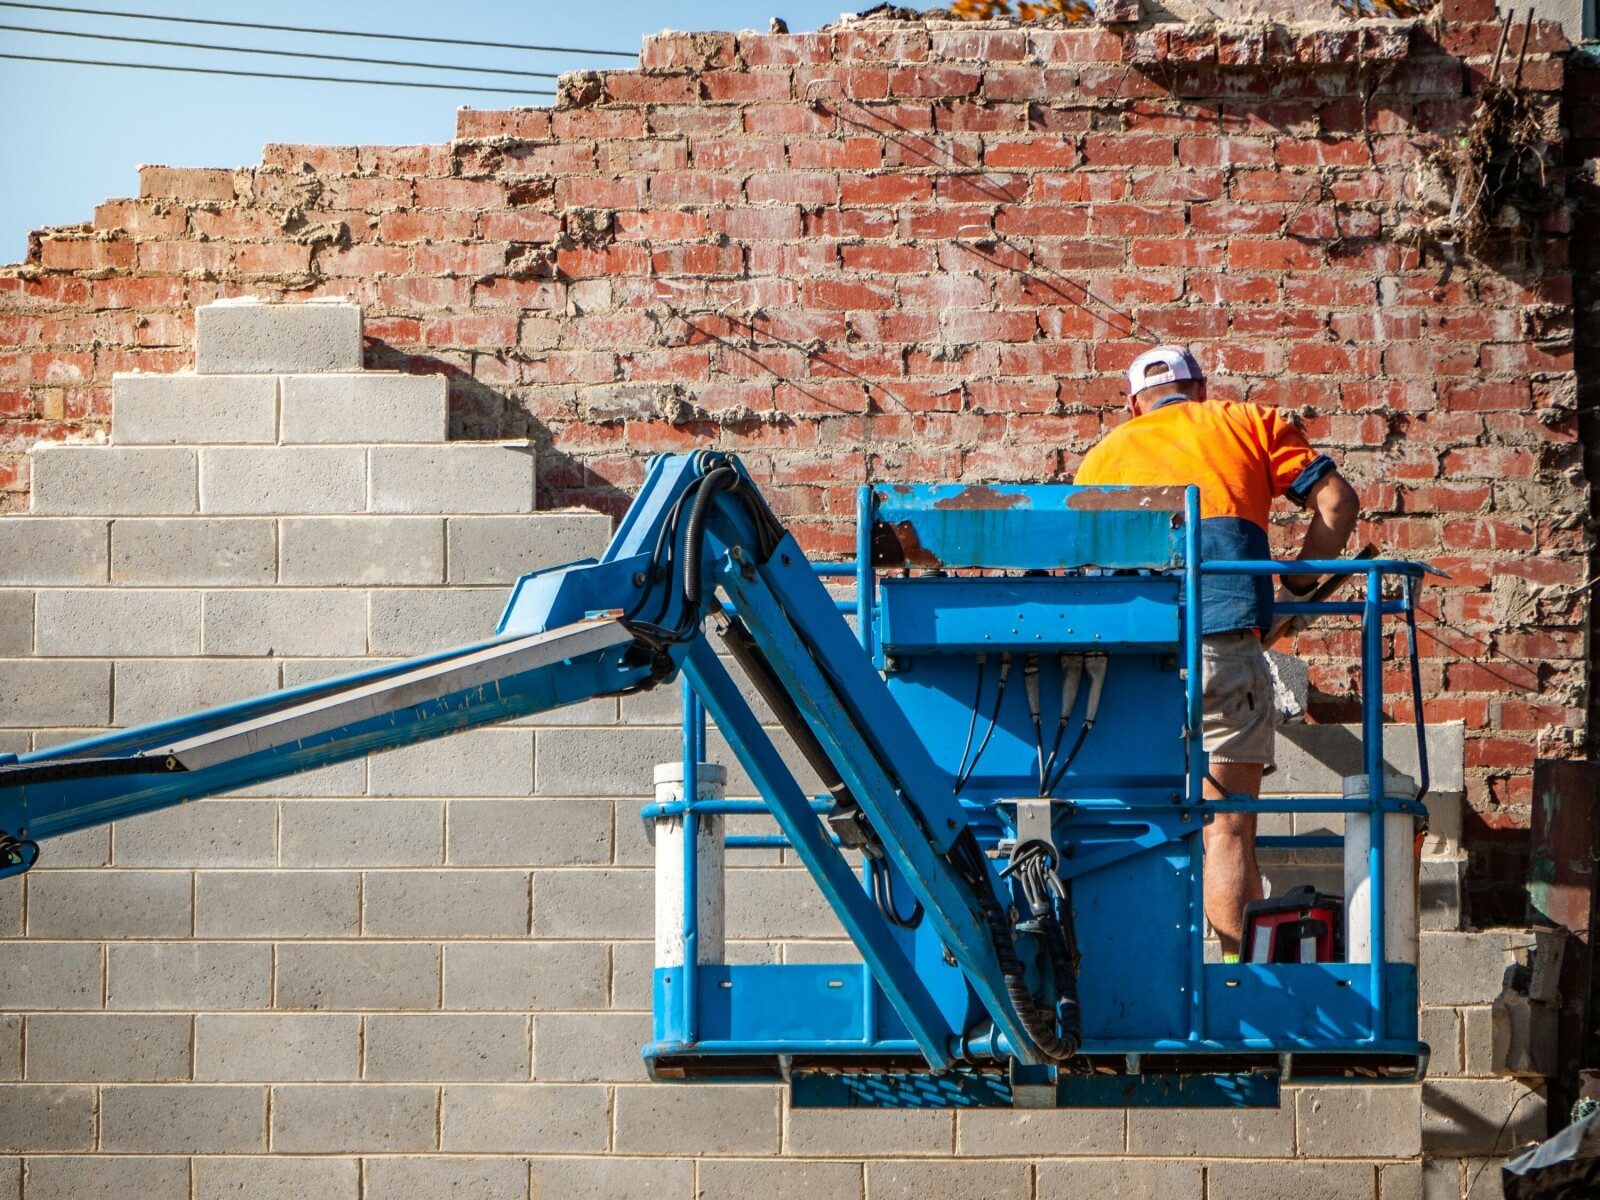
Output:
[
  {"xmin": 195, "ymin": 1014, "xmax": 359, "ymax": 1081},
  {"xmin": 1382, "ymin": 1162, "xmax": 1424, "ymax": 1200},
  {"xmin": 533, "ymin": 869, "xmax": 652, "ymax": 939},
  {"xmin": 535, "ymin": 727, "xmax": 677, "ymax": 797},
  {"xmin": 279, "ymin": 516, "xmax": 443, "ymax": 584},
  {"xmin": 270, "ymin": 1083, "xmax": 437, "ymax": 1153},
  {"xmin": 1465, "ymin": 1005, "xmax": 1495, "ymax": 1076},
  {"xmin": 369, "ymin": 444, "xmax": 536, "ymax": 514},
  {"xmin": 444, "ymin": 941, "xmax": 609, "ymax": 1011},
  {"xmin": 195, "ymin": 870, "xmax": 360, "ymax": 937},
  {"xmin": 0, "ymin": 1158, "xmax": 11, "ymax": 1200},
  {"xmin": 31, "ymin": 446, "xmax": 197, "ymax": 516},
  {"xmin": 0, "ymin": 518, "xmax": 107, "ymax": 584},
  {"xmin": 25, "ymin": 1014, "xmax": 191, "ymax": 1081},
  {"xmin": 23, "ymin": 1157, "xmax": 190, "ymax": 1200},
  {"xmin": 112, "ymin": 798, "xmax": 277, "ymax": 867},
  {"xmin": 698, "ymin": 1161, "xmax": 863, "ymax": 1200},
  {"xmin": 440, "ymin": 1083, "xmax": 609, "ymax": 1152},
  {"xmin": 0, "ymin": 880, "xmax": 15, "ymax": 937},
  {"xmin": 1206, "ymin": 1162, "xmax": 1377, "ymax": 1200},
  {"xmin": 1423, "ymin": 1079, "xmax": 1545, "ymax": 1155},
  {"xmin": 0, "ymin": 660, "xmax": 109, "ymax": 726},
  {"xmin": 363, "ymin": 869, "xmax": 529, "ymax": 938},
  {"xmin": 956, "ymin": 1108, "xmax": 1125, "ymax": 1157},
  {"xmin": 111, "ymin": 516, "xmax": 276, "ymax": 584},
  {"xmin": 1421, "ymin": 857, "xmax": 1466, "ymax": 932},
  {"xmin": 610, "ymin": 940, "xmax": 655, "ymax": 1010},
  {"xmin": 727, "ymin": 868, "xmax": 847, "ymax": 939},
  {"xmin": 368, "ymin": 728, "xmax": 533, "ymax": 797},
  {"xmin": 107, "ymin": 942, "xmax": 271, "ymax": 1010},
  {"xmin": 446, "ymin": 512, "xmax": 613, "ymax": 584},
  {"xmin": 0, "ymin": 1086, "xmax": 94, "ymax": 1151},
  {"xmin": 196, "ymin": 299, "xmax": 362, "ymax": 374},
  {"xmin": 20, "ymin": 825, "xmax": 107, "ymax": 868},
  {"xmin": 36, "ymin": 589, "xmax": 199, "ymax": 656},
  {"xmin": 202, "ymin": 588, "xmax": 367, "ymax": 656},
  {"xmin": 27, "ymin": 870, "xmax": 191, "ymax": 939},
  {"xmin": 868, "ymin": 1160, "xmax": 1030, "ymax": 1200},
  {"xmin": 1061, "ymin": 1163, "xmax": 1220, "ymax": 1200},
  {"xmin": 280, "ymin": 799, "xmax": 443, "ymax": 867},
  {"xmin": 1422, "ymin": 1006, "xmax": 1464, "ymax": 1076},
  {"xmin": 200, "ymin": 446, "xmax": 366, "ymax": 514},
  {"xmin": 613, "ymin": 1084, "xmax": 780, "ymax": 1155},
  {"xmin": 1297, "ymin": 1085, "xmax": 1422, "ymax": 1157},
  {"xmin": 195, "ymin": 1158, "xmax": 359, "ymax": 1200},
  {"xmin": 1461, "ymin": 1157, "xmax": 1505, "ymax": 1199},
  {"xmin": 532, "ymin": 1012, "xmax": 649, "ymax": 1081},
  {"xmin": 113, "ymin": 658, "xmax": 278, "ymax": 727},
  {"xmin": 447, "ymin": 798, "xmax": 611, "ymax": 867},
  {"xmin": 280, "ymin": 372, "xmax": 448, "ymax": 443},
  {"xmin": 366, "ymin": 1158, "xmax": 526, "ymax": 1200},
  {"xmin": 1127, "ymin": 1104, "xmax": 1294, "ymax": 1157},
  {"xmin": 528, "ymin": 1157, "xmax": 694, "ymax": 1200},
  {"xmin": 790, "ymin": 1107, "xmax": 953, "ymax": 1156},
  {"xmin": 1272, "ymin": 723, "xmax": 1465, "ymax": 797},
  {"xmin": 1421, "ymin": 932, "xmax": 1518, "ymax": 1007},
  {"xmin": 366, "ymin": 1014, "xmax": 530, "ymax": 1081},
  {"xmin": 0, "ymin": 944, "xmax": 101, "ymax": 1011},
  {"xmin": 368, "ymin": 587, "xmax": 505, "ymax": 655},
  {"xmin": 101, "ymin": 1083, "xmax": 265, "ymax": 1152},
  {"xmin": 0, "ymin": 592, "xmax": 29, "ymax": 655},
  {"xmin": 113, "ymin": 372, "xmax": 278, "ymax": 444},
  {"xmin": 0, "ymin": 1018, "xmax": 16, "ymax": 1080},
  {"xmin": 275, "ymin": 942, "xmax": 440, "ymax": 1011}
]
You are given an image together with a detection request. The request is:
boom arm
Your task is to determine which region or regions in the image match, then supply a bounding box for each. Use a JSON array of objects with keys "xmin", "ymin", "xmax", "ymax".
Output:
[{"xmin": 0, "ymin": 450, "xmax": 1059, "ymax": 1071}]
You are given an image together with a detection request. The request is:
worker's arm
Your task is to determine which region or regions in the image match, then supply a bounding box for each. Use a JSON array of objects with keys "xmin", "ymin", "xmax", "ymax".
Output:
[{"xmin": 1283, "ymin": 471, "xmax": 1359, "ymax": 595}]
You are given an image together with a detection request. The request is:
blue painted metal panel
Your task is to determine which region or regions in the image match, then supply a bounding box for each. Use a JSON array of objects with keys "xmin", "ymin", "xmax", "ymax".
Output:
[
  {"xmin": 878, "ymin": 576, "xmax": 1181, "ymax": 654},
  {"xmin": 869, "ymin": 483, "xmax": 1185, "ymax": 571}
]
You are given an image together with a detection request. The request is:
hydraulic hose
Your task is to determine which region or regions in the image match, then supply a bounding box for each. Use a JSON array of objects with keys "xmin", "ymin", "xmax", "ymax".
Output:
[
  {"xmin": 1044, "ymin": 652, "xmax": 1108, "ymax": 795},
  {"xmin": 681, "ymin": 465, "xmax": 739, "ymax": 610},
  {"xmin": 951, "ymin": 830, "xmax": 1081, "ymax": 1064}
]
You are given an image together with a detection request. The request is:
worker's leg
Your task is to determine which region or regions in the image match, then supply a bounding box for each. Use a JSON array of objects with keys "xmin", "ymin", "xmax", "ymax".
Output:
[
  {"xmin": 1203, "ymin": 762, "xmax": 1264, "ymax": 958},
  {"xmin": 1198, "ymin": 632, "xmax": 1276, "ymax": 959}
]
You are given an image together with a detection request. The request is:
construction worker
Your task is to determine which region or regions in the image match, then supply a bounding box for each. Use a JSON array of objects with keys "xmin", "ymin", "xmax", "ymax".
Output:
[{"xmin": 1074, "ymin": 346, "xmax": 1360, "ymax": 959}]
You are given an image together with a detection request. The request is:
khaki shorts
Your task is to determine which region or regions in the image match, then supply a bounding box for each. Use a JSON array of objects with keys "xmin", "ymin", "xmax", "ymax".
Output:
[{"xmin": 1201, "ymin": 631, "xmax": 1276, "ymax": 772}]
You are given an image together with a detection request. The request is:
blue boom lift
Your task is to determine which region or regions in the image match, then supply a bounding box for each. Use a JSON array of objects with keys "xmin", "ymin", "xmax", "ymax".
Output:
[{"xmin": 0, "ymin": 450, "xmax": 1435, "ymax": 1109}]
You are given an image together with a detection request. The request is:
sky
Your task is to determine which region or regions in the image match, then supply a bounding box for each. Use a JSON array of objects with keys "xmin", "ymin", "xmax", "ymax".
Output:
[{"xmin": 0, "ymin": 0, "xmax": 855, "ymax": 263}]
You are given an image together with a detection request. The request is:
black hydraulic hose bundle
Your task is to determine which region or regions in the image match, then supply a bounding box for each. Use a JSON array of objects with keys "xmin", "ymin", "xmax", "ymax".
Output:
[{"xmin": 950, "ymin": 829, "xmax": 1082, "ymax": 1064}]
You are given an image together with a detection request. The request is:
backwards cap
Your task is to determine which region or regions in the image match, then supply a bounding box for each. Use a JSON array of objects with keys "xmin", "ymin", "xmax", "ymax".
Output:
[{"xmin": 1126, "ymin": 345, "xmax": 1204, "ymax": 397}]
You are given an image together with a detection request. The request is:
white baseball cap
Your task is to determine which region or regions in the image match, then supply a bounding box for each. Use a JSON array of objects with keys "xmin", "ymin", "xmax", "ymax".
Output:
[{"xmin": 1126, "ymin": 345, "xmax": 1204, "ymax": 398}]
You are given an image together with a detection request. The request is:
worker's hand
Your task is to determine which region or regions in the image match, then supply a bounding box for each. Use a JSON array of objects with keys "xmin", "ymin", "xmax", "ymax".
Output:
[{"xmin": 1281, "ymin": 573, "xmax": 1319, "ymax": 597}]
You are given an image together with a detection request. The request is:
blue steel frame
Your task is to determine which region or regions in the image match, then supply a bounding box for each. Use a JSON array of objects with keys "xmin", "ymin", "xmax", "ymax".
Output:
[{"xmin": 655, "ymin": 481, "xmax": 1437, "ymax": 1103}]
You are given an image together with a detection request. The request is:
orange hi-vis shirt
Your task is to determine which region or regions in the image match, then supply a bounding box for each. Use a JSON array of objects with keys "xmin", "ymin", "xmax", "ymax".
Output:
[{"xmin": 1075, "ymin": 396, "xmax": 1335, "ymax": 634}]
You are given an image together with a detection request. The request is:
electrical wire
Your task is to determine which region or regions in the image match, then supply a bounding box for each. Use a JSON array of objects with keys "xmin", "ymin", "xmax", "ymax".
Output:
[
  {"xmin": 0, "ymin": 51, "xmax": 556, "ymax": 94},
  {"xmin": 0, "ymin": 2, "xmax": 636, "ymax": 56},
  {"xmin": 0, "ymin": 22, "xmax": 564, "ymax": 78}
]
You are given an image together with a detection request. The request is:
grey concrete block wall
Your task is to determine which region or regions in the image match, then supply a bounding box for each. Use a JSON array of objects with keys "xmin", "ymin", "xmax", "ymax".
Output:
[{"xmin": 0, "ymin": 302, "xmax": 1536, "ymax": 1198}]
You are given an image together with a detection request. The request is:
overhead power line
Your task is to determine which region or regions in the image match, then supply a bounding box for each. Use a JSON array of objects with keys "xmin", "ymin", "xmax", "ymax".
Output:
[
  {"xmin": 0, "ymin": 51, "xmax": 557, "ymax": 95},
  {"xmin": 0, "ymin": 22, "xmax": 564, "ymax": 77},
  {"xmin": 0, "ymin": 2, "xmax": 635, "ymax": 57}
]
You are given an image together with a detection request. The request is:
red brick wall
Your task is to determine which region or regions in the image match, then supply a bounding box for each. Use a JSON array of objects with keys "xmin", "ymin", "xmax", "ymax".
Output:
[{"xmin": 0, "ymin": 9, "xmax": 1587, "ymax": 916}]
